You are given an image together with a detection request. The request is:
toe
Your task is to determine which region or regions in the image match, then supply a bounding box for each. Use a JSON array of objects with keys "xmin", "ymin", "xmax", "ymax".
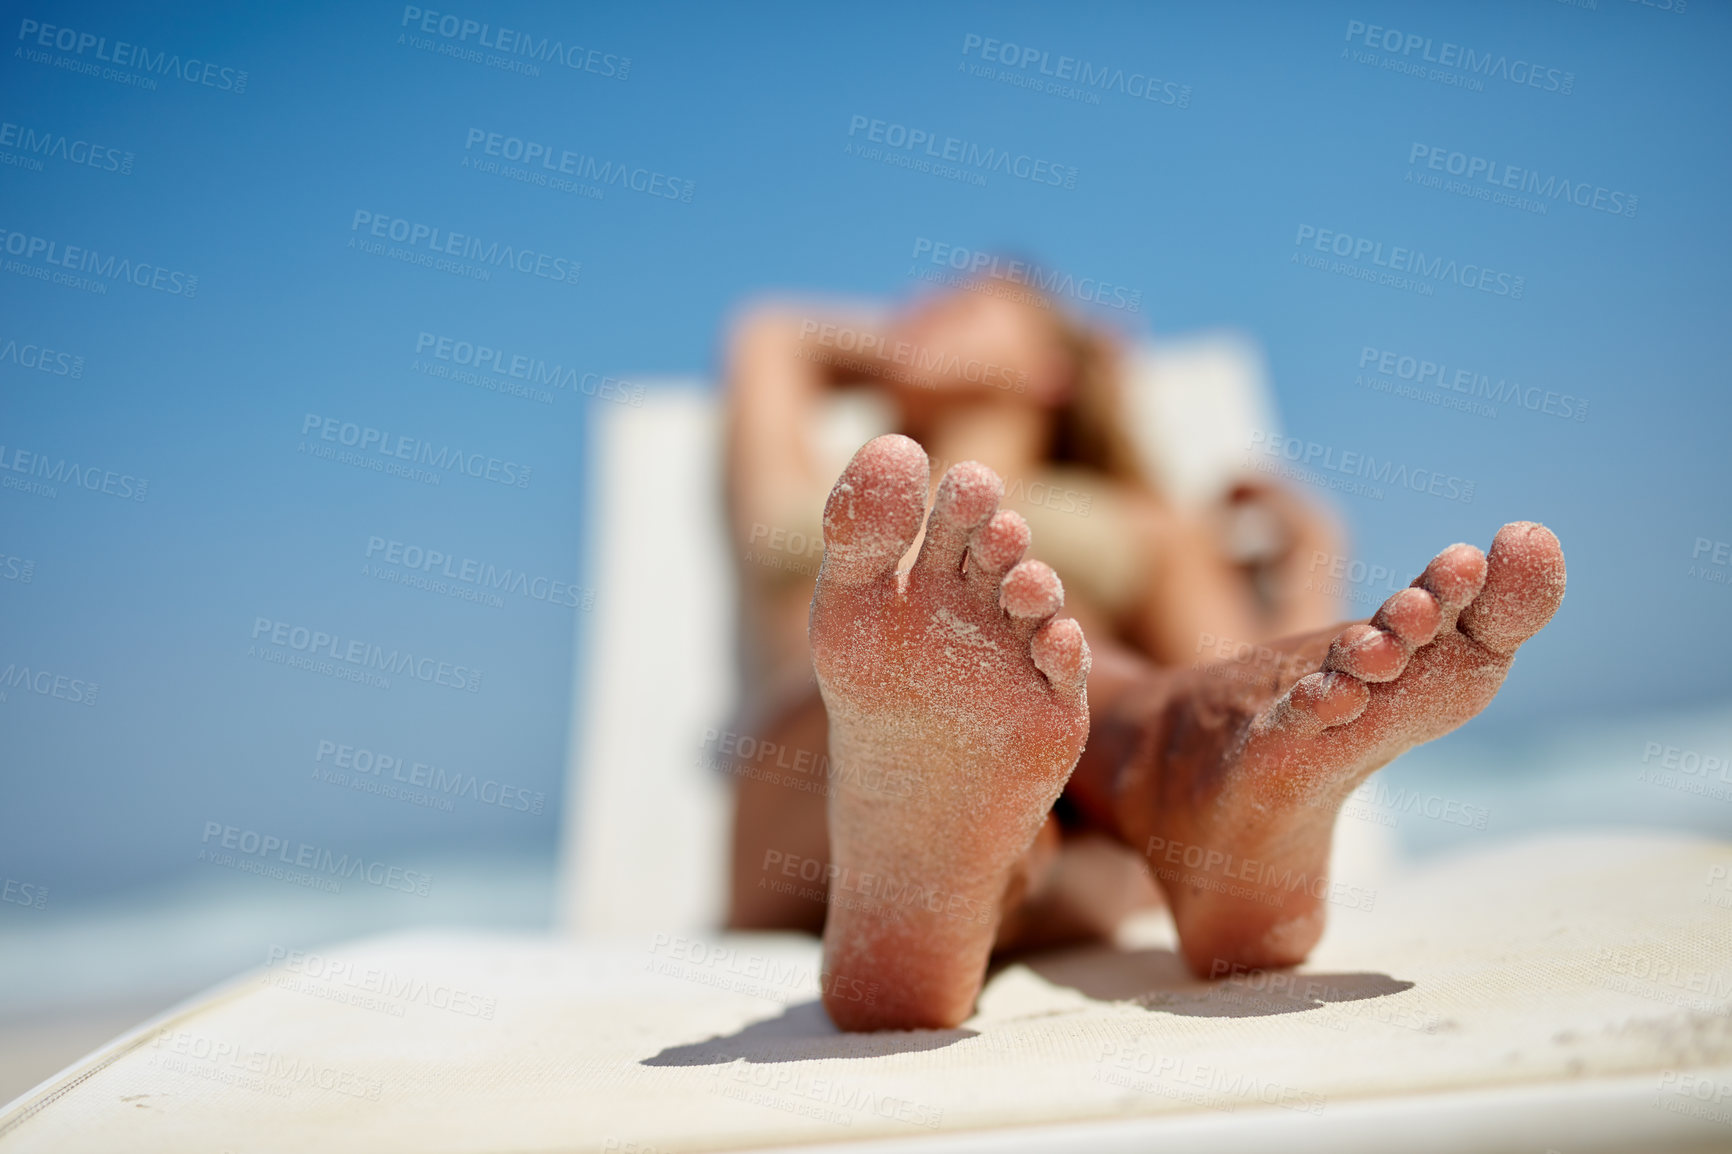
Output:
[
  {"xmin": 1413, "ymin": 543, "xmax": 1487, "ymax": 628},
  {"xmin": 1322, "ymin": 623, "xmax": 1408, "ymax": 683},
  {"xmin": 820, "ymin": 435, "xmax": 929, "ymax": 586},
  {"xmin": 1031, "ymin": 618, "xmax": 1091, "ymax": 693},
  {"xmin": 1275, "ymin": 671, "xmax": 1369, "ymax": 737},
  {"xmin": 965, "ymin": 510, "xmax": 1031, "ymax": 600},
  {"xmin": 1458, "ymin": 522, "xmax": 1566, "ymax": 656},
  {"xmin": 1321, "ymin": 585, "xmax": 1442, "ymax": 683},
  {"xmin": 1371, "ymin": 587, "xmax": 1441, "ymax": 648},
  {"xmin": 1001, "ymin": 560, "xmax": 1064, "ymax": 630},
  {"xmin": 913, "ymin": 461, "xmax": 1003, "ymax": 584}
]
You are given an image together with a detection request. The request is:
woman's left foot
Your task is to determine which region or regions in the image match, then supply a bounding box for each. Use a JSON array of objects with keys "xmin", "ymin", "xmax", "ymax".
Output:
[{"xmin": 1117, "ymin": 523, "xmax": 1567, "ymax": 976}]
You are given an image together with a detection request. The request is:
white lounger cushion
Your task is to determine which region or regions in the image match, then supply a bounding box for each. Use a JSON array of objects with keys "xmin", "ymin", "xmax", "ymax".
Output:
[{"xmin": 5, "ymin": 832, "xmax": 1728, "ymax": 1153}]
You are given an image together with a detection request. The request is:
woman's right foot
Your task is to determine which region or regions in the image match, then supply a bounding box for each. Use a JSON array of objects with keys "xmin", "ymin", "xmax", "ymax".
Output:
[{"xmin": 811, "ymin": 435, "xmax": 1091, "ymax": 1031}]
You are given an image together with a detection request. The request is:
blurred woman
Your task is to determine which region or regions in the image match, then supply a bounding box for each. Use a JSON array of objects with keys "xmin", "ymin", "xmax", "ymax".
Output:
[{"xmin": 721, "ymin": 279, "xmax": 1343, "ymax": 943}]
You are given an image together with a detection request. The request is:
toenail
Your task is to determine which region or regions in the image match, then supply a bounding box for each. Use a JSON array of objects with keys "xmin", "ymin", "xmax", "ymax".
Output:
[
  {"xmin": 1328, "ymin": 625, "xmax": 1383, "ymax": 658},
  {"xmin": 1374, "ymin": 588, "xmax": 1440, "ymax": 642}
]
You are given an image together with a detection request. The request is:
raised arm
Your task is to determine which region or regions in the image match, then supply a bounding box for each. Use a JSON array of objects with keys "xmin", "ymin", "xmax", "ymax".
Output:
[{"xmin": 722, "ymin": 303, "xmax": 895, "ymax": 549}]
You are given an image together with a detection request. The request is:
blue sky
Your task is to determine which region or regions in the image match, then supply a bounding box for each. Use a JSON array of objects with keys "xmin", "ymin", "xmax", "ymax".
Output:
[{"xmin": 2, "ymin": 0, "xmax": 1728, "ymax": 902}]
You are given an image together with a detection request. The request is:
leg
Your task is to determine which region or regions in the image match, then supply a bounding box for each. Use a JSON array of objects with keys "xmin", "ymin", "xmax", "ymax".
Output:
[{"xmin": 726, "ymin": 691, "xmax": 830, "ymax": 933}]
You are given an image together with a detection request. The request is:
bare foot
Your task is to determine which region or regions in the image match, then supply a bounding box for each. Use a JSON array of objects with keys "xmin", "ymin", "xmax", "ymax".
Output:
[
  {"xmin": 811, "ymin": 435, "xmax": 1091, "ymax": 1030},
  {"xmin": 1119, "ymin": 523, "xmax": 1567, "ymax": 976}
]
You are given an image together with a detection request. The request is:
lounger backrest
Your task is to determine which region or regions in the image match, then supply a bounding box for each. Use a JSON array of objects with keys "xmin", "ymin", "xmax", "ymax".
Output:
[{"xmin": 556, "ymin": 336, "xmax": 1282, "ymax": 935}]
